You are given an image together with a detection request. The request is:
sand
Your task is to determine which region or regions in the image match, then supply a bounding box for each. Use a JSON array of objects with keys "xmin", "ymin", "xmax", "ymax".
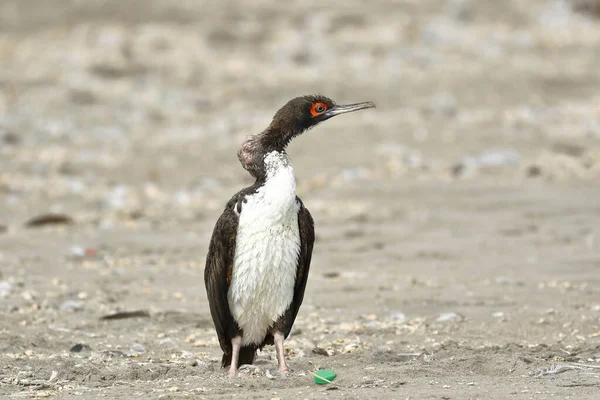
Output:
[{"xmin": 1, "ymin": 0, "xmax": 600, "ymax": 398}]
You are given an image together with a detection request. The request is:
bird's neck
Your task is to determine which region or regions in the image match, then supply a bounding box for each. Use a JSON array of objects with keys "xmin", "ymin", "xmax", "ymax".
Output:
[{"xmin": 237, "ymin": 128, "xmax": 296, "ymax": 183}]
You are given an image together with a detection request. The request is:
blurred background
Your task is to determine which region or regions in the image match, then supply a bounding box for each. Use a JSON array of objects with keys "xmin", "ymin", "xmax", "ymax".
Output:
[
  {"xmin": 1, "ymin": 0, "xmax": 599, "ymax": 226},
  {"xmin": 1, "ymin": 0, "xmax": 600, "ymax": 397}
]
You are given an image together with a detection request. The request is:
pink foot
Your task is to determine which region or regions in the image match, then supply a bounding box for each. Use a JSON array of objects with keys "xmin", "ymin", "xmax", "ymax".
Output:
[{"xmin": 279, "ymin": 366, "xmax": 290, "ymax": 374}]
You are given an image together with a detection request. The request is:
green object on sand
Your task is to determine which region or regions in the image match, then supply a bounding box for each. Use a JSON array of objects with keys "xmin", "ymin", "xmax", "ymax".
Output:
[{"xmin": 313, "ymin": 369, "xmax": 336, "ymax": 385}]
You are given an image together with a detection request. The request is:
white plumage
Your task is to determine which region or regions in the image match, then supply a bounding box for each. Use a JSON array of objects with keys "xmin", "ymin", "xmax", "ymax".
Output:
[{"xmin": 227, "ymin": 151, "xmax": 301, "ymax": 346}]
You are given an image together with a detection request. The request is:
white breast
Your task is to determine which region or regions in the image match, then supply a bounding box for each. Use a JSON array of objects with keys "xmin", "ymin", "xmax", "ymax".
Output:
[{"xmin": 228, "ymin": 151, "xmax": 301, "ymax": 346}]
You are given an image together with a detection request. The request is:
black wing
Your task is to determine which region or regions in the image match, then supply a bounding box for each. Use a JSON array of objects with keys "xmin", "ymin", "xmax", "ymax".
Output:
[
  {"xmin": 283, "ymin": 198, "xmax": 315, "ymax": 337},
  {"xmin": 204, "ymin": 199, "xmax": 240, "ymax": 356}
]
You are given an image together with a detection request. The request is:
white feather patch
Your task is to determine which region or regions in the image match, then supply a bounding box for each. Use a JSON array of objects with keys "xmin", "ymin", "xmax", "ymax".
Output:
[{"xmin": 228, "ymin": 151, "xmax": 301, "ymax": 346}]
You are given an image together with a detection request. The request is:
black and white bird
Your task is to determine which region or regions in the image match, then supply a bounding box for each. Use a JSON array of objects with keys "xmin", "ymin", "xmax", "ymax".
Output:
[{"xmin": 204, "ymin": 95, "xmax": 375, "ymax": 376}]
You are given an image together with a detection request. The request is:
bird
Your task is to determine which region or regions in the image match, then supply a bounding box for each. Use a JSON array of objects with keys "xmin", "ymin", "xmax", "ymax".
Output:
[{"xmin": 204, "ymin": 94, "xmax": 375, "ymax": 377}]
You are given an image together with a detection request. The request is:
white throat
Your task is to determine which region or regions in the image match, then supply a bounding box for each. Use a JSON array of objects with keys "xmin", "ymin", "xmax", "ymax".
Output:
[{"xmin": 228, "ymin": 151, "xmax": 301, "ymax": 345}]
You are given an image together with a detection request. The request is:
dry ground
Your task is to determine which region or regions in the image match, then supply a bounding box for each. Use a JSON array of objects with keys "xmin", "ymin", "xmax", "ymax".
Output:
[{"xmin": 1, "ymin": 0, "xmax": 600, "ymax": 398}]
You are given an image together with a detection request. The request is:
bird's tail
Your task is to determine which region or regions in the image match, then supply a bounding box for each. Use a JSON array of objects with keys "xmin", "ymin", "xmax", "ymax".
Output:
[{"xmin": 221, "ymin": 346, "xmax": 256, "ymax": 368}]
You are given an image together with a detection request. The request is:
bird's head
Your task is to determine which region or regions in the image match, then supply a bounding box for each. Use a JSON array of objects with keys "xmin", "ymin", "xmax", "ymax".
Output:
[
  {"xmin": 270, "ymin": 95, "xmax": 375, "ymax": 145},
  {"xmin": 238, "ymin": 94, "xmax": 375, "ymax": 178}
]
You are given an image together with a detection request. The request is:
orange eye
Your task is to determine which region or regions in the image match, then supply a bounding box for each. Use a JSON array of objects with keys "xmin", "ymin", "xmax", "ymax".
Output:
[{"xmin": 310, "ymin": 102, "xmax": 327, "ymax": 117}]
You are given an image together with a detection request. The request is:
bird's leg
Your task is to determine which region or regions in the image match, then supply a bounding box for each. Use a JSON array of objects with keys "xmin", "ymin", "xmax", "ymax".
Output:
[
  {"xmin": 228, "ymin": 336, "xmax": 242, "ymax": 377},
  {"xmin": 273, "ymin": 332, "xmax": 290, "ymax": 374}
]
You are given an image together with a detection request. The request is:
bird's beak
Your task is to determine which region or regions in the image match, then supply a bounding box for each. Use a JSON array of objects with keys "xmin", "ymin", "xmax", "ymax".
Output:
[{"xmin": 323, "ymin": 101, "xmax": 376, "ymax": 119}]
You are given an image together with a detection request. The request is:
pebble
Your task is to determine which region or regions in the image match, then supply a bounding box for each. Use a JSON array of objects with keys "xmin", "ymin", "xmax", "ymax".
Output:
[
  {"xmin": 446, "ymin": 0, "xmax": 473, "ymax": 21},
  {"xmin": 70, "ymin": 343, "xmax": 91, "ymax": 353},
  {"xmin": 453, "ymin": 149, "xmax": 521, "ymax": 177},
  {"xmin": 339, "ymin": 167, "xmax": 369, "ymax": 183},
  {"xmin": 101, "ymin": 350, "xmax": 127, "ymax": 359},
  {"xmin": 59, "ymin": 300, "xmax": 85, "ymax": 311},
  {"xmin": 494, "ymin": 276, "xmax": 513, "ymax": 285},
  {"xmin": 238, "ymin": 364, "xmax": 261, "ymax": 374},
  {"xmin": 403, "ymin": 152, "xmax": 427, "ymax": 169},
  {"xmin": 180, "ymin": 350, "xmax": 194, "ymax": 358},
  {"xmin": 344, "ymin": 343, "xmax": 360, "ymax": 353},
  {"xmin": 265, "ymin": 369, "xmax": 281, "ymax": 379},
  {"xmin": 476, "ymin": 149, "xmax": 521, "ymax": 168},
  {"xmin": 70, "ymin": 246, "xmax": 86, "ymax": 258},
  {"xmin": 426, "ymin": 92, "xmax": 457, "ymax": 117},
  {"xmin": 436, "ymin": 312, "xmax": 465, "ymax": 322},
  {"xmin": 190, "ymin": 360, "xmax": 211, "ymax": 370},
  {"xmin": 389, "ymin": 311, "xmax": 407, "ymax": 323},
  {"xmin": 0, "ymin": 281, "xmax": 12, "ymax": 298},
  {"xmin": 312, "ymin": 347, "xmax": 329, "ymax": 356},
  {"xmin": 130, "ymin": 343, "xmax": 145, "ymax": 353},
  {"xmin": 187, "ymin": 359, "xmax": 198, "ymax": 367}
]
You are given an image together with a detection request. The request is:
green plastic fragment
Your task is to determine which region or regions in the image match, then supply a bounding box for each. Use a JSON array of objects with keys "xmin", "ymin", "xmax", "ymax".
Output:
[{"xmin": 313, "ymin": 369, "xmax": 336, "ymax": 385}]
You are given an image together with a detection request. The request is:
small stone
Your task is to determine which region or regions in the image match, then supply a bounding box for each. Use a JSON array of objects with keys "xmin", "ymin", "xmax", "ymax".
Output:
[
  {"xmin": 454, "ymin": 149, "xmax": 521, "ymax": 177},
  {"xmin": 180, "ymin": 350, "xmax": 194, "ymax": 359},
  {"xmin": 527, "ymin": 165, "xmax": 542, "ymax": 177},
  {"xmin": 312, "ymin": 347, "xmax": 329, "ymax": 356},
  {"xmin": 403, "ymin": 152, "xmax": 427, "ymax": 169},
  {"xmin": 389, "ymin": 311, "xmax": 407, "ymax": 323},
  {"xmin": 0, "ymin": 281, "xmax": 12, "ymax": 298},
  {"xmin": 159, "ymin": 338, "xmax": 172, "ymax": 345},
  {"xmin": 446, "ymin": 0, "xmax": 473, "ymax": 21},
  {"xmin": 265, "ymin": 369, "xmax": 281, "ymax": 379},
  {"xmin": 70, "ymin": 343, "xmax": 91, "ymax": 353},
  {"xmin": 476, "ymin": 149, "xmax": 521, "ymax": 168},
  {"xmin": 70, "ymin": 246, "xmax": 86, "ymax": 258},
  {"xmin": 25, "ymin": 213, "xmax": 74, "ymax": 228},
  {"xmin": 436, "ymin": 312, "xmax": 464, "ymax": 322},
  {"xmin": 238, "ymin": 364, "xmax": 261, "ymax": 374},
  {"xmin": 59, "ymin": 300, "xmax": 85, "ymax": 311},
  {"xmin": 344, "ymin": 343, "xmax": 360, "ymax": 353},
  {"xmin": 101, "ymin": 350, "xmax": 127, "ymax": 359},
  {"xmin": 187, "ymin": 359, "xmax": 198, "ymax": 367},
  {"xmin": 131, "ymin": 343, "xmax": 145, "ymax": 353},
  {"xmin": 188, "ymin": 360, "xmax": 211, "ymax": 369},
  {"xmin": 494, "ymin": 276, "xmax": 513, "ymax": 285},
  {"xmin": 426, "ymin": 92, "xmax": 457, "ymax": 117}
]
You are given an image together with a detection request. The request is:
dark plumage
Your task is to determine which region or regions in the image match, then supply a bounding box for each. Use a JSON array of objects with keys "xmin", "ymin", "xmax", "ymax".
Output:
[{"xmin": 204, "ymin": 95, "xmax": 375, "ymax": 376}]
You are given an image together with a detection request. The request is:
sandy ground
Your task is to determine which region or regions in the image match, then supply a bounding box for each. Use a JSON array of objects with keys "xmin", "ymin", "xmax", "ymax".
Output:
[{"xmin": 1, "ymin": 0, "xmax": 600, "ymax": 398}]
